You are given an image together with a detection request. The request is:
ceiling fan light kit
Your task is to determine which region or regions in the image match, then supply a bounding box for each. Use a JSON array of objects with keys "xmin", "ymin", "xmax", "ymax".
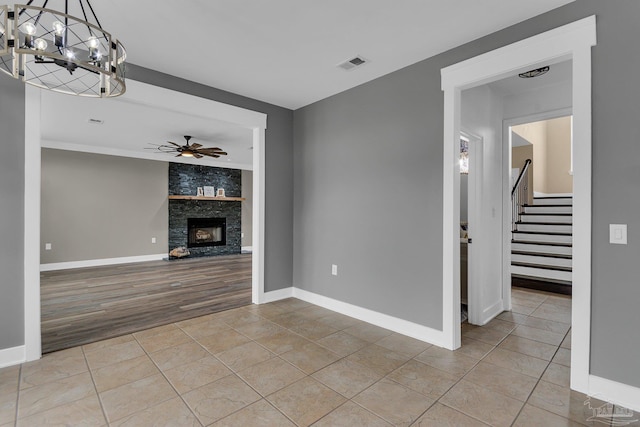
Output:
[{"xmin": 0, "ymin": 1, "xmax": 126, "ymax": 97}]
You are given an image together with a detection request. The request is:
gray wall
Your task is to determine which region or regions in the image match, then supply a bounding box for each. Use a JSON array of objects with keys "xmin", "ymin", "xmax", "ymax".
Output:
[
  {"xmin": 241, "ymin": 170, "xmax": 253, "ymax": 248},
  {"xmin": 293, "ymin": 63, "xmax": 445, "ymax": 328},
  {"xmin": 127, "ymin": 65, "xmax": 293, "ymax": 292},
  {"xmin": 0, "ymin": 75, "xmax": 25, "ymax": 349},
  {"xmin": 293, "ymin": 0, "xmax": 640, "ymax": 388},
  {"xmin": 40, "ymin": 150, "xmax": 168, "ymax": 264}
]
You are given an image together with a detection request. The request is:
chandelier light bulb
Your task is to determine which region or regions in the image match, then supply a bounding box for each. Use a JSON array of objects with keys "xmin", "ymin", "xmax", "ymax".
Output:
[
  {"xmin": 52, "ymin": 20, "xmax": 65, "ymax": 36},
  {"xmin": 64, "ymin": 48, "xmax": 75, "ymax": 59},
  {"xmin": 34, "ymin": 38, "xmax": 48, "ymax": 51},
  {"xmin": 0, "ymin": 22, "xmax": 5, "ymax": 36},
  {"xmin": 21, "ymin": 22, "xmax": 37, "ymax": 35},
  {"xmin": 87, "ymin": 36, "xmax": 99, "ymax": 49}
]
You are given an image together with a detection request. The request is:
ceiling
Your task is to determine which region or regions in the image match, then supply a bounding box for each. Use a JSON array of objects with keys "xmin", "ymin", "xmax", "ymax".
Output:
[
  {"xmin": 488, "ymin": 60, "xmax": 572, "ymax": 97},
  {"xmin": 97, "ymin": 0, "xmax": 574, "ymax": 109},
  {"xmin": 41, "ymin": 1, "xmax": 575, "ymax": 169},
  {"xmin": 40, "ymin": 85, "xmax": 255, "ymax": 169}
]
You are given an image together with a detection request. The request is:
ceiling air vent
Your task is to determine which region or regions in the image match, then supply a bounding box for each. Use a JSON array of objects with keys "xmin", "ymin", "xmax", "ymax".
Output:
[
  {"xmin": 87, "ymin": 118, "xmax": 104, "ymax": 125},
  {"xmin": 337, "ymin": 56, "xmax": 368, "ymax": 71}
]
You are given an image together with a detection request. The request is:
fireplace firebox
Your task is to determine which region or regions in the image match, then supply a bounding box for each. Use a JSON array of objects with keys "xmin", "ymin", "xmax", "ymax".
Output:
[{"xmin": 187, "ymin": 218, "xmax": 226, "ymax": 248}]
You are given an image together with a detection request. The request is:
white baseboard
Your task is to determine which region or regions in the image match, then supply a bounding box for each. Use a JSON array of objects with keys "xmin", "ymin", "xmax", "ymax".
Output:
[
  {"xmin": 291, "ymin": 288, "xmax": 447, "ymax": 348},
  {"xmin": 0, "ymin": 345, "xmax": 26, "ymax": 368},
  {"xmin": 589, "ymin": 375, "xmax": 640, "ymax": 413},
  {"xmin": 40, "ymin": 253, "xmax": 167, "ymax": 272},
  {"xmin": 260, "ymin": 287, "xmax": 293, "ymax": 303}
]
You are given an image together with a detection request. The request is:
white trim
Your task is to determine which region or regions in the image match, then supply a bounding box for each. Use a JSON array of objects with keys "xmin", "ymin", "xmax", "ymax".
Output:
[
  {"xmin": 24, "ymin": 80, "xmax": 268, "ymax": 362},
  {"xmin": 0, "ymin": 345, "xmax": 26, "ymax": 368},
  {"xmin": 533, "ymin": 192, "xmax": 573, "ymax": 197},
  {"xmin": 292, "ymin": 288, "xmax": 448, "ymax": 347},
  {"xmin": 589, "ymin": 375, "xmax": 640, "ymax": 413},
  {"xmin": 241, "ymin": 246, "xmax": 253, "ymax": 253},
  {"xmin": 24, "ymin": 86, "xmax": 41, "ymax": 362},
  {"xmin": 252, "ymin": 127, "xmax": 266, "ymax": 304},
  {"xmin": 260, "ymin": 287, "xmax": 294, "ymax": 304},
  {"xmin": 441, "ymin": 16, "xmax": 596, "ymax": 395},
  {"xmin": 41, "ymin": 139, "xmax": 252, "ymax": 172},
  {"xmin": 40, "ymin": 254, "xmax": 167, "ymax": 272},
  {"xmin": 122, "ymin": 80, "xmax": 267, "ymax": 130}
]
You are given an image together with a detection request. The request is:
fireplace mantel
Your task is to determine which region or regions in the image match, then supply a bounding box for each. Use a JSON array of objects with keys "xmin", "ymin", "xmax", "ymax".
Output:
[{"xmin": 168, "ymin": 195, "xmax": 245, "ymax": 202}]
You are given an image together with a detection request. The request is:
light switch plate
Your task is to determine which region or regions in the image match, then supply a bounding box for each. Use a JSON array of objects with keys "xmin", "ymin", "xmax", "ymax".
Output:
[
  {"xmin": 609, "ymin": 224, "xmax": 627, "ymax": 245},
  {"xmin": 331, "ymin": 264, "xmax": 338, "ymax": 276}
]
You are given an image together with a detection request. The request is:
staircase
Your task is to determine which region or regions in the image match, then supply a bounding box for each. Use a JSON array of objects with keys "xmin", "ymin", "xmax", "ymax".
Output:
[{"xmin": 511, "ymin": 195, "xmax": 573, "ymax": 294}]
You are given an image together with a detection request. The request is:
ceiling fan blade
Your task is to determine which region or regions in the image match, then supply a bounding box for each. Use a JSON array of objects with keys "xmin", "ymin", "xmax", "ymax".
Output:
[
  {"xmin": 175, "ymin": 154, "xmax": 183, "ymax": 157},
  {"xmin": 199, "ymin": 151, "xmax": 220, "ymax": 158},
  {"xmin": 190, "ymin": 143, "xmax": 202, "ymax": 149},
  {"xmin": 193, "ymin": 153, "xmax": 203, "ymax": 159},
  {"xmin": 167, "ymin": 141, "xmax": 181, "ymax": 147},
  {"xmin": 199, "ymin": 148, "xmax": 227, "ymax": 155}
]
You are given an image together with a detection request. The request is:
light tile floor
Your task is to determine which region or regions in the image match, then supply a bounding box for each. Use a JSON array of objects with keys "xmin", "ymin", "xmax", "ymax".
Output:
[{"xmin": 0, "ymin": 289, "xmax": 632, "ymax": 426}]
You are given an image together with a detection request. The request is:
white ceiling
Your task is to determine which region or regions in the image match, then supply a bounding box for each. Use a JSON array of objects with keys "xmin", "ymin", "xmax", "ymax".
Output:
[
  {"xmin": 40, "ymin": 85, "xmax": 255, "ymax": 169},
  {"xmin": 41, "ymin": 1, "xmax": 575, "ymax": 169},
  {"xmin": 488, "ymin": 59, "xmax": 572, "ymax": 97},
  {"xmin": 99, "ymin": 0, "xmax": 574, "ymax": 109}
]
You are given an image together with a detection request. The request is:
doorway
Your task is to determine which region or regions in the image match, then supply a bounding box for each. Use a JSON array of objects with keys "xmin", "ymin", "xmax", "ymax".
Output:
[
  {"xmin": 23, "ymin": 80, "xmax": 268, "ymax": 360},
  {"xmin": 441, "ymin": 16, "xmax": 596, "ymax": 394},
  {"xmin": 509, "ymin": 113, "xmax": 574, "ymax": 295}
]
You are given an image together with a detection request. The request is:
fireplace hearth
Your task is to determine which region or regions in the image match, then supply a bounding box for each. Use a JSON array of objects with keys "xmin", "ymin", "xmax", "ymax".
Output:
[{"xmin": 187, "ymin": 218, "xmax": 226, "ymax": 248}]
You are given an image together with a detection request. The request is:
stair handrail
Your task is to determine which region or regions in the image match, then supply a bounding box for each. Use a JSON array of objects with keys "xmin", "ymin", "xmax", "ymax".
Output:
[
  {"xmin": 511, "ymin": 159, "xmax": 532, "ymax": 232},
  {"xmin": 511, "ymin": 159, "xmax": 532, "ymax": 197}
]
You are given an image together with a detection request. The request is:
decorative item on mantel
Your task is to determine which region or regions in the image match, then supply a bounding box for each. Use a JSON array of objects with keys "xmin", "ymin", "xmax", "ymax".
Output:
[
  {"xmin": 169, "ymin": 246, "xmax": 190, "ymax": 259},
  {"xmin": 216, "ymin": 188, "xmax": 225, "ymax": 197},
  {"xmin": 196, "ymin": 187, "xmax": 204, "ymax": 196},
  {"xmin": 203, "ymin": 186, "xmax": 215, "ymax": 197}
]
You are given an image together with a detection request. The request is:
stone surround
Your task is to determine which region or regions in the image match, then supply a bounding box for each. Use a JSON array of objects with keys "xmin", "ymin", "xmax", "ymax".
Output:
[{"xmin": 168, "ymin": 163, "xmax": 241, "ymax": 257}]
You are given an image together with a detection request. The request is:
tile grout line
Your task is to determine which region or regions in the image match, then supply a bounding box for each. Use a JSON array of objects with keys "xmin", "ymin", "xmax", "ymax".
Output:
[
  {"xmin": 80, "ymin": 345, "xmax": 110, "ymax": 426},
  {"xmin": 509, "ymin": 325, "xmax": 573, "ymax": 426},
  {"xmin": 131, "ymin": 324, "xmax": 206, "ymax": 427},
  {"xmin": 12, "ymin": 365, "xmax": 22, "ymax": 427},
  {"xmin": 175, "ymin": 314, "xmax": 300, "ymax": 425}
]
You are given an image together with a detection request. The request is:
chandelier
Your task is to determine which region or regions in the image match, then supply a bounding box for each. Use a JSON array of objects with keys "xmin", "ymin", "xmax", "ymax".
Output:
[{"xmin": 0, "ymin": 1, "xmax": 126, "ymax": 97}]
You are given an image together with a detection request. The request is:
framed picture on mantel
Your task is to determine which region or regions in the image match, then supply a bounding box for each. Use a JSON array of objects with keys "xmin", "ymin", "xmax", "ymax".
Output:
[
  {"xmin": 203, "ymin": 186, "xmax": 215, "ymax": 197},
  {"xmin": 216, "ymin": 188, "xmax": 225, "ymax": 197}
]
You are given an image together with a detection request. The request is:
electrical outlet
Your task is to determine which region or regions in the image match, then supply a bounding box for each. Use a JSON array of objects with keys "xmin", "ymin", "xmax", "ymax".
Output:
[
  {"xmin": 45, "ymin": 243, "xmax": 52, "ymax": 250},
  {"xmin": 241, "ymin": 232, "xmax": 245, "ymax": 238},
  {"xmin": 331, "ymin": 264, "xmax": 338, "ymax": 276},
  {"xmin": 151, "ymin": 237, "xmax": 157, "ymax": 244}
]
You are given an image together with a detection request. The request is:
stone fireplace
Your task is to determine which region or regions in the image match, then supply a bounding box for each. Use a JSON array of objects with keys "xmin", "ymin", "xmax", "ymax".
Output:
[{"xmin": 168, "ymin": 163, "xmax": 241, "ymax": 258}]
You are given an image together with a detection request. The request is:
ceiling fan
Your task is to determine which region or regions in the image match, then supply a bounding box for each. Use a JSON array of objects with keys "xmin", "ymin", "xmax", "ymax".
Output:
[{"xmin": 147, "ymin": 136, "xmax": 228, "ymax": 159}]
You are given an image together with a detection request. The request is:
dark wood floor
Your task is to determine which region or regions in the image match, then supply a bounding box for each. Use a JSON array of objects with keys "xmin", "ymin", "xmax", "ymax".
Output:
[{"xmin": 41, "ymin": 254, "xmax": 252, "ymax": 353}]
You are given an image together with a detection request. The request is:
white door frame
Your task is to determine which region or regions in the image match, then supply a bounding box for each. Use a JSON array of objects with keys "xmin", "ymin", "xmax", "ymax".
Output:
[
  {"xmin": 23, "ymin": 80, "xmax": 268, "ymax": 362},
  {"xmin": 441, "ymin": 16, "xmax": 596, "ymax": 394}
]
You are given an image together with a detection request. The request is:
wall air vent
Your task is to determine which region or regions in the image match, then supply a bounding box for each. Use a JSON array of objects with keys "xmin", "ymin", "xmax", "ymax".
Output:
[{"xmin": 337, "ymin": 56, "xmax": 369, "ymax": 71}]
